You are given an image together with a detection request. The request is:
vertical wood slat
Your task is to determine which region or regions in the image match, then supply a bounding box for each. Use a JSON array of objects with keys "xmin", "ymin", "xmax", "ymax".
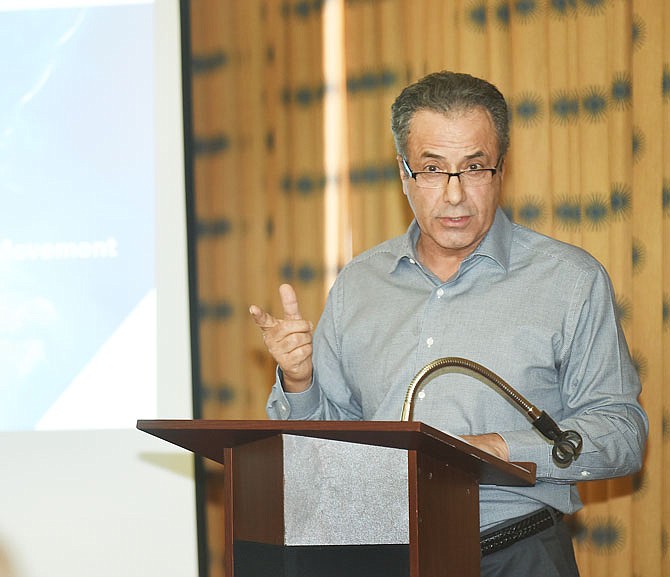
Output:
[
  {"xmin": 344, "ymin": 2, "xmax": 368, "ymax": 257},
  {"xmin": 236, "ymin": 0, "xmax": 269, "ymax": 418},
  {"xmin": 663, "ymin": 1, "xmax": 670, "ymax": 575},
  {"xmin": 284, "ymin": 6, "xmax": 326, "ymax": 322},
  {"xmin": 360, "ymin": 3, "xmax": 384, "ymax": 251},
  {"xmin": 602, "ymin": 5, "xmax": 635, "ymax": 575},
  {"xmin": 507, "ymin": 7, "xmax": 552, "ymax": 239},
  {"xmin": 663, "ymin": 1, "xmax": 670, "ymax": 571},
  {"xmin": 630, "ymin": 2, "xmax": 665, "ymax": 576},
  {"xmin": 576, "ymin": 9, "xmax": 610, "ymax": 268},
  {"xmin": 218, "ymin": 0, "xmax": 245, "ymax": 419},
  {"xmin": 603, "ymin": 3, "xmax": 633, "ymax": 295},
  {"xmin": 379, "ymin": 1, "xmax": 412, "ymax": 239},
  {"xmin": 322, "ymin": 0, "xmax": 352, "ymax": 285},
  {"xmin": 544, "ymin": 7, "xmax": 575, "ymax": 237},
  {"xmin": 571, "ymin": 11, "xmax": 616, "ymax": 576}
]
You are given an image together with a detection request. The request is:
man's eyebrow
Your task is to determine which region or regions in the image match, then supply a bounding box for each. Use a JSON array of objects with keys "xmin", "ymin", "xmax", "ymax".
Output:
[
  {"xmin": 418, "ymin": 150, "xmax": 446, "ymax": 161},
  {"xmin": 463, "ymin": 151, "xmax": 487, "ymax": 161},
  {"xmin": 418, "ymin": 150, "xmax": 488, "ymax": 163}
]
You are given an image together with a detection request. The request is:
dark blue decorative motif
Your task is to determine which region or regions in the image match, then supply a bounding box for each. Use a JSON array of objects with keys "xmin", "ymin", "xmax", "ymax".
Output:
[
  {"xmin": 584, "ymin": 196, "xmax": 609, "ymax": 227},
  {"xmin": 494, "ymin": 1, "xmax": 510, "ymax": 26},
  {"xmin": 580, "ymin": 0, "xmax": 607, "ymax": 16},
  {"xmin": 554, "ymin": 198, "xmax": 581, "ymax": 227},
  {"xmin": 517, "ymin": 199, "xmax": 544, "ymax": 226},
  {"xmin": 552, "ymin": 90, "xmax": 580, "ymax": 123},
  {"xmin": 610, "ymin": 73, "xmax": 632, "ymax": 109},
  {"xmin": 197, "ymin": 218, "xmax": 233, "ymax": 237},
  {"xmin": 581, "ymin": 86, "xmax": 608, "ymax": 121},
  {"xmin": 515, "ymin": 0, "xmax": 538, "ymax": 19},
  {"xmin": 610, "ymin": 183, "xmax": 631, "ymax": 218},
  {"xmin": 191, "ymin": 51, "xmax": 228, "ymax": 74},
  {"xmin": 589, "ymin": 518, "xmax": 625, "ymax": 552},
  {"xmin": 550, "ymin": 0, "xmax": 577, "ymax": 15},
  {"xmin": 632, "ymin": 126, "xmax": 645, "ymax": 162},
  {"xmin": 199, "ymin": 301, "xmax": 234, "ymax": 321},
  {"xmin": 514, "ymin": 93, "xmax": 543, "ymax": 126},
  {"xmin": 632, "ymin": 239, "xmax": 645, "ymax": 272},
  {"xmin": 468, "ymin": 2, "xmax": 487, "ymax": 28}
]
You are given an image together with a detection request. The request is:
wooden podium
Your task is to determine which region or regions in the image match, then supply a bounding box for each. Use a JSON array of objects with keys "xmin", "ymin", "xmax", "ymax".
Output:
[{"xmin": 137, "ymin": 420, "xmax": 535, "ymax": 577}]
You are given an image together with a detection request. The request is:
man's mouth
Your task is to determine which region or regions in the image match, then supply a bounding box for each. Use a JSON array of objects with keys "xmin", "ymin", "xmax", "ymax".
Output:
[{"xmin": 439, "ymin": 215, "xmax": 471, "ymax": 224}]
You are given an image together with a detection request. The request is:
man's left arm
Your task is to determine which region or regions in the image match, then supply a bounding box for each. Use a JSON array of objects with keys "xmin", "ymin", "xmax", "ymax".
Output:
[{"xmin": 486, "ymin": 266, "xmax": 648, "ymax": 481}]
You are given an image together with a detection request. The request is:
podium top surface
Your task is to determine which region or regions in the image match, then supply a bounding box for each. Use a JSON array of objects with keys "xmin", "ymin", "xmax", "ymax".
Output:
[{"xmin": 137, "ymin": 419, "xmax": 535, "ymax": 487}]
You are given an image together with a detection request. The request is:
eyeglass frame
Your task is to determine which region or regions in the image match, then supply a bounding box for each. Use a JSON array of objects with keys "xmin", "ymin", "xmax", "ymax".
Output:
[{"xmin": 401, "ymin": 155, "xmax": 504, "ymax": 188}]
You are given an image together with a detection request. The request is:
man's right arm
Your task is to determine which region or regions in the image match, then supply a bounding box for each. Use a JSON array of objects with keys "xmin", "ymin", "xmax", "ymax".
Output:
[{"xmin": 255, "ymin": 282, "xmax": 363, "ymax": 421}]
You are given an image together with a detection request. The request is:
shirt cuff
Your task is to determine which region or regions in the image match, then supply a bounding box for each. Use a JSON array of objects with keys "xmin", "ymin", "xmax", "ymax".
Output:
[
  {"xmin": 498, "ymin": 429, "xmax": 552, "ymax": 473},
  {"xmin": 268, "ymin": 367, "xmax": 321, "ymax": 420}
]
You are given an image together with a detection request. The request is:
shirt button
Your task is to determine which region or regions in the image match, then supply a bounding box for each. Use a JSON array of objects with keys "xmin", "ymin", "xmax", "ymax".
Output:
[
  {"xmin": 580, "ymin": 471, "xmax": 590, "ymax": 477},
  {"xmin": 426, "ymin": 337, "xmax": 434, "ymax": 347},
  {"xmin": 437, "ymin": 288, "xmax": 444, "ymax": 298}
]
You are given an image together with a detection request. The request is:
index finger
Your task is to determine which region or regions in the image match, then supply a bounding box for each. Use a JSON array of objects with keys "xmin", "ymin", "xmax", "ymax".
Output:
[
  {"xmin": 249, "ymin": 304, "xmax": 278, "ymax": 330},
  {"xmin": 279, "ymin": 284, "xmax": 302, "ymax": 320}
]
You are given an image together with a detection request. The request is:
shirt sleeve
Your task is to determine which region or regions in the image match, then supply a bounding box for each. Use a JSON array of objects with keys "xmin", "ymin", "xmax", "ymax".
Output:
[{"xmin": 500, "ymin": 264, "xmax": 648, "ymax": 482}]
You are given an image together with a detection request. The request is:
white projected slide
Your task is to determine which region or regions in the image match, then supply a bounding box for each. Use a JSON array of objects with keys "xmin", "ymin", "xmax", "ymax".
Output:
[
  {"xmin": 0, "ymin": 0, "xmax": 156, "ymax": 431},
  {"xmin": 0, "ymin": 2, "xmax": 199, "ymax": 577}
]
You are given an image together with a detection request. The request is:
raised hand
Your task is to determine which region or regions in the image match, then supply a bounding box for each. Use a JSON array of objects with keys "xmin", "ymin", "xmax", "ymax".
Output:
[{"xmin": 249, "ymin": 284, "xmax": 314, "ymax": 392}]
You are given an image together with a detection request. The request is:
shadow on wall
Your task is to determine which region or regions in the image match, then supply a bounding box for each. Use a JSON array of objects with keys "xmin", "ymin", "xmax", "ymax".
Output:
[{"xmin": 0, "ymin": 538, "xmax": 19, "ymax": 577}]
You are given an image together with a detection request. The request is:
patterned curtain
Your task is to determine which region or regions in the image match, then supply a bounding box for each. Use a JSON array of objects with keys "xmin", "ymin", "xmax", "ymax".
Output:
[{"xmin": 186, "ymin": 0, "xmax": 669, "ymax": 575}]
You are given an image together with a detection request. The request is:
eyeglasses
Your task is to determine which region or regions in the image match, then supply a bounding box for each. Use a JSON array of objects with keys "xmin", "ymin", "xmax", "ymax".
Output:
[{"xmin": 402, "ymin": 156, "xmax": 503, "ymax": 189}]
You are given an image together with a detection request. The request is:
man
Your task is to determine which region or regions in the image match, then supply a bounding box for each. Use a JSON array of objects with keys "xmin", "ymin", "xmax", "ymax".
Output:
[{"xmin": 250, "ymin": 71, "xmax": 648, "ymax": 576}]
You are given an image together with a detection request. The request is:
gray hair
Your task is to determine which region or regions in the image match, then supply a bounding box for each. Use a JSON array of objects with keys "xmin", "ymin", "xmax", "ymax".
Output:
[{"xmin": 391, "ymin": 70, "xmax": 510, "ymax": 159}]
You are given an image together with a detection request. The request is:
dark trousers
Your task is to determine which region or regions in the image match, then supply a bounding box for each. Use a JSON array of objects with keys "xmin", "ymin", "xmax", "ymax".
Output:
[{"xmin": 480, "ymin": 519, "xmax": 580, "ymax": 577}]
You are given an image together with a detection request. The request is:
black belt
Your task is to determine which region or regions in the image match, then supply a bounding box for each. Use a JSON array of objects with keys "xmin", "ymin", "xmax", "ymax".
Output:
[{"xmin": 480, "ymin": 507, "xmax": 564, "ymax": 557}]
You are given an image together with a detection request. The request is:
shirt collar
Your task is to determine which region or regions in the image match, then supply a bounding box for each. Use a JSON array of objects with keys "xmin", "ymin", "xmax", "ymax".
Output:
[
  {"xmin": 470, "ymin": 207, "xmax": 512, "ymax": 271},
  {"xmin": 390, "ymin": 207, "xmax": 512, "ymax": 274},
  {"xmin": 388, "ymin": 220, "xmax": 421, "ymax": 273}
]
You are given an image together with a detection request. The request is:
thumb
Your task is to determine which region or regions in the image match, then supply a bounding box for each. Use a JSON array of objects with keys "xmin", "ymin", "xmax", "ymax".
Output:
[{"xmin": 279, "ymin": 283, "xmax": 302, "ymax": 320}]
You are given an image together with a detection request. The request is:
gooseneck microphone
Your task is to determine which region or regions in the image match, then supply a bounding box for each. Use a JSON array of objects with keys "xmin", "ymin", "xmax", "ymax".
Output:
[{"xmin": 400, "ymin": 356, "xmax": 583, "ymax": 466}]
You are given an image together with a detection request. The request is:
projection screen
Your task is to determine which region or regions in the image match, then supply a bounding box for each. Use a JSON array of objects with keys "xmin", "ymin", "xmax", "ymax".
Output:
[{"xmin": 0, "ymin": 1, "xmax": 199, "ymax": 575}]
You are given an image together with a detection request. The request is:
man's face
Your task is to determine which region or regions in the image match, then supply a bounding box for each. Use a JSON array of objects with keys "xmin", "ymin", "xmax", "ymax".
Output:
[{"xmin": 398, "ymin": 107, "xmax": 504, "ymax": 273}]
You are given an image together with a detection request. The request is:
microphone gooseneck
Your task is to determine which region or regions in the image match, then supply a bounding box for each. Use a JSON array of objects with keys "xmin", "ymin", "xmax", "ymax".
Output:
[{"xmin": 400, "ymin": 356, "xmax": 583, "ymax": 466}]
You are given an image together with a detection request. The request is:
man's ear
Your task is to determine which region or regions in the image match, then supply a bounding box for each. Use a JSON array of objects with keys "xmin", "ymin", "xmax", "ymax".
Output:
[
  {"xmin": 396, "ymin": 154, "xmax": 409, "ymax": 180},
  {"xmin": 397, "ymin": 154, "xmax": 411, "ymax": 197}
]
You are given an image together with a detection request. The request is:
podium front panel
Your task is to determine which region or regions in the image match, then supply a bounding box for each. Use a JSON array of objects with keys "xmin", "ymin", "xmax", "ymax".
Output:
[{"xmin": 283, "ymin": 435, "xmax": 409, "ymax": 545}]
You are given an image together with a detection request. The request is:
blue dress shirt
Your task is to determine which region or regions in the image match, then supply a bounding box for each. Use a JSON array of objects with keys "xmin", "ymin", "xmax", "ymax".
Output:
[{"xmin": 267, "ymin": 208, "xmax": 648, "ymax": 530}]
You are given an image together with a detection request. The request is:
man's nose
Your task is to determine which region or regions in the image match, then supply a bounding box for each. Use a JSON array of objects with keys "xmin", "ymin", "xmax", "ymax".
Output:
[{"xmin": 442, "ymin": 174, "xmax": 465, "ymax": 205}]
